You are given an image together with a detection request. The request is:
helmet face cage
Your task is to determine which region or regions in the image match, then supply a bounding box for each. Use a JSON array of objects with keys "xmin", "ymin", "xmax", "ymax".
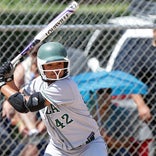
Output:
[{"xmin": 38, "ymin": 58, "xmax": 70, "ymax": 81}]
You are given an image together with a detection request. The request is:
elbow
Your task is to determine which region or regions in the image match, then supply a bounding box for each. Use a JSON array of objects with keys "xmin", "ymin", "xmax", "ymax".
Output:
[{"xmin": 8, "ymin": 93, "xmax": 29, "ymax": 113}]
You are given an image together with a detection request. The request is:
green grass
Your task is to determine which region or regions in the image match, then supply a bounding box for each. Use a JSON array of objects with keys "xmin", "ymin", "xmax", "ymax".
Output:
[
  {"xmin": 0, "ymin": 2, "xmax": 66, "ymax": 13},
  {"xmin": 0, "ymin": 1, "xmax": 129, "ymax": 14},
  {"xmin": 78, "ymin": 3, "xmax": 129, "ymax": 14}
]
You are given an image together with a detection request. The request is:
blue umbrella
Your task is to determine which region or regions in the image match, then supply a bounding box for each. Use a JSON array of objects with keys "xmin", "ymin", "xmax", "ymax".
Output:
[{"xmin": 72, "ymin": 70, "xmax": 148, "ymax": 99}]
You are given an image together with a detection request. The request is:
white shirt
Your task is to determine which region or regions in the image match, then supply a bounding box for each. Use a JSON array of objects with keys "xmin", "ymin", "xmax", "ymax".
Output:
[{"xmin": 24, "ymin": 76, "xmax": 100, "ymax": 150}]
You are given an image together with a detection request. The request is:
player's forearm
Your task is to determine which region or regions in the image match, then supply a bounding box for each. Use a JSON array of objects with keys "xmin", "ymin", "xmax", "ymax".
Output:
[{"xmin": 1, "ymin": 81, "xmax": 19, "ymax": 99}]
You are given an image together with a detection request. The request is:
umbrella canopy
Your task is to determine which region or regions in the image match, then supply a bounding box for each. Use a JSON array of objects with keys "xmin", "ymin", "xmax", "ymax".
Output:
[{"xmin": 72, "ymin": 70, "xmax": 148, "ymax": 97}]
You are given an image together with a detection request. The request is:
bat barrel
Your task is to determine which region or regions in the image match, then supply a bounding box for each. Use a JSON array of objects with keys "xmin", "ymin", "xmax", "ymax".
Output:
[
  {"xmin": 34, "ymin": 1, "xmax": 79, "ymax": 41},
  {"xmin": 11, "ymin": 1, "xmax": 79, "ymax": 65}
]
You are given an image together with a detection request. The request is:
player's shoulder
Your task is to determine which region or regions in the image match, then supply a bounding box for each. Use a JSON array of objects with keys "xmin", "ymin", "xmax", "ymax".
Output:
[
  {"xmin": 34, "ymin": 76, "xmax": 42, "ymax": 82},
  {"xmin": 25, "ymin": 76, "xmax": 44, "ymax": 92},
  {"xmin": 55, "ymin": 77, "xmax": 76, "ymax": 85},
  {"xmin": 56, "ymin": 77, "xmax": 78, "ymax": 94},
  {"xmin": 29, "ymin": 76, "xmax": 42, "ymax": 86}
]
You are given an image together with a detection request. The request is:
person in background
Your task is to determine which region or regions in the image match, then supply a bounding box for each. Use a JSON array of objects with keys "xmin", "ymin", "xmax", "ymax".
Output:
[
  {"xmin": 2, "ymin": 49, "xmax": 47, "ymax": 156},
  {"xmin": 110, "ymin": 28, "xmax": 156, "ymax": 154},
  {"xmin": 0, "ymin": 42, "xmax": 108, "ymax": 156},
  {"xmin": 90, "ymin": 88, "xmax": 152, "ymax": 156},
  {"xmin": 111, "ymin": 93, "xmax": 153, "ymax": 156}
]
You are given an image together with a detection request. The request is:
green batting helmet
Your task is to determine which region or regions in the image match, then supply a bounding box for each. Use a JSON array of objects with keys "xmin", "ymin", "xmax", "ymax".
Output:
[{"xmin": 37, "ymin": 42, "xmax": 70, "ymax": 81}]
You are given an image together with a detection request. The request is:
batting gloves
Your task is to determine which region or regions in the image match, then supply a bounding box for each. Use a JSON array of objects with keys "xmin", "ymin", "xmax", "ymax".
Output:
[{"xmin": 0, "ymin": 61, "xmax": 14, "ymax": 88}]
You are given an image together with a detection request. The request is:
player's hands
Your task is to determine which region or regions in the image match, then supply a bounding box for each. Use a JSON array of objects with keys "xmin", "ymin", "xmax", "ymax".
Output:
[{"xmin": 0, "ymin": 61, "xmax": 14, "ymax": 87}]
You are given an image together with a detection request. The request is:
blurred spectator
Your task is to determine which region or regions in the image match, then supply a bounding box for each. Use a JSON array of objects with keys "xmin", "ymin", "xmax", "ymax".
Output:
[
  {"xmin": 2, "ymin": 50, "xmax": 47, "ymax": 156},
  {"xmin": 89, "ymin": 88, "xmax": 152, "ymax": 156},
  {"xmin": 0, "ymin": 99, "xmax": 20, "ymax": 155},
  {"xmin": 111, "ymin": 28, "xmax": 156, "ymax": 148},
  {"xmin": 111, "ymin": 93, "xmax": 153, "ymax": 156}
]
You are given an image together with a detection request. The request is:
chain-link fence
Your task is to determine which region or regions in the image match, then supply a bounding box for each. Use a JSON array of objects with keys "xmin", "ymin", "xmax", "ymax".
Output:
[{"xmin": 0, "ymin": 0, "xmax": 155, "ymax": 156}]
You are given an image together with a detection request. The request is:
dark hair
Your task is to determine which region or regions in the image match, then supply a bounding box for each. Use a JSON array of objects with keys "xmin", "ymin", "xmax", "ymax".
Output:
[{"xmin": 97, "ymin": 88, "xmax": 112, "ymax": 95}]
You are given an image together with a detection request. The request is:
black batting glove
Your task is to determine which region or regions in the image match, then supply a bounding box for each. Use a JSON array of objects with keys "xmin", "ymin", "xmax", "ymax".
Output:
[
  {"xmin": 0, "ymin": 72, "xmax": 5, "ymax": 88},
  {"xmin": 0, "ymin": 61, "xmax": 14, "ymax": 88},
  {"xmin": 4, "ymin": 61, "xmax": 14, "ymax": 82}
]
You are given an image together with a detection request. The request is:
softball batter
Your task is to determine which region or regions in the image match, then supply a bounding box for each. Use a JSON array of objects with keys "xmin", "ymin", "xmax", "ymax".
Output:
[{"xmin": 0, "ymin": 42, "xmax": 108, "ymax": 156}]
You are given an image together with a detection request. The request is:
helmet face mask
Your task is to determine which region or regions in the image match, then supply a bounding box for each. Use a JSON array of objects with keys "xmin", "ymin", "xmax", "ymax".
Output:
[
  {"xmin": 38, "ymin": 59, "xmax": 70, "ymax": 81},
  {"xmin": 37, "ymin": 42, "xmax": 70, "ymax": 81}
]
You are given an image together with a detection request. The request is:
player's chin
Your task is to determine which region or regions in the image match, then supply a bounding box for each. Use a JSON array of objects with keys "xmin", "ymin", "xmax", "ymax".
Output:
[{"xmin": 48, "ymin": 76, "xmax": 57, "ymax": 80}]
